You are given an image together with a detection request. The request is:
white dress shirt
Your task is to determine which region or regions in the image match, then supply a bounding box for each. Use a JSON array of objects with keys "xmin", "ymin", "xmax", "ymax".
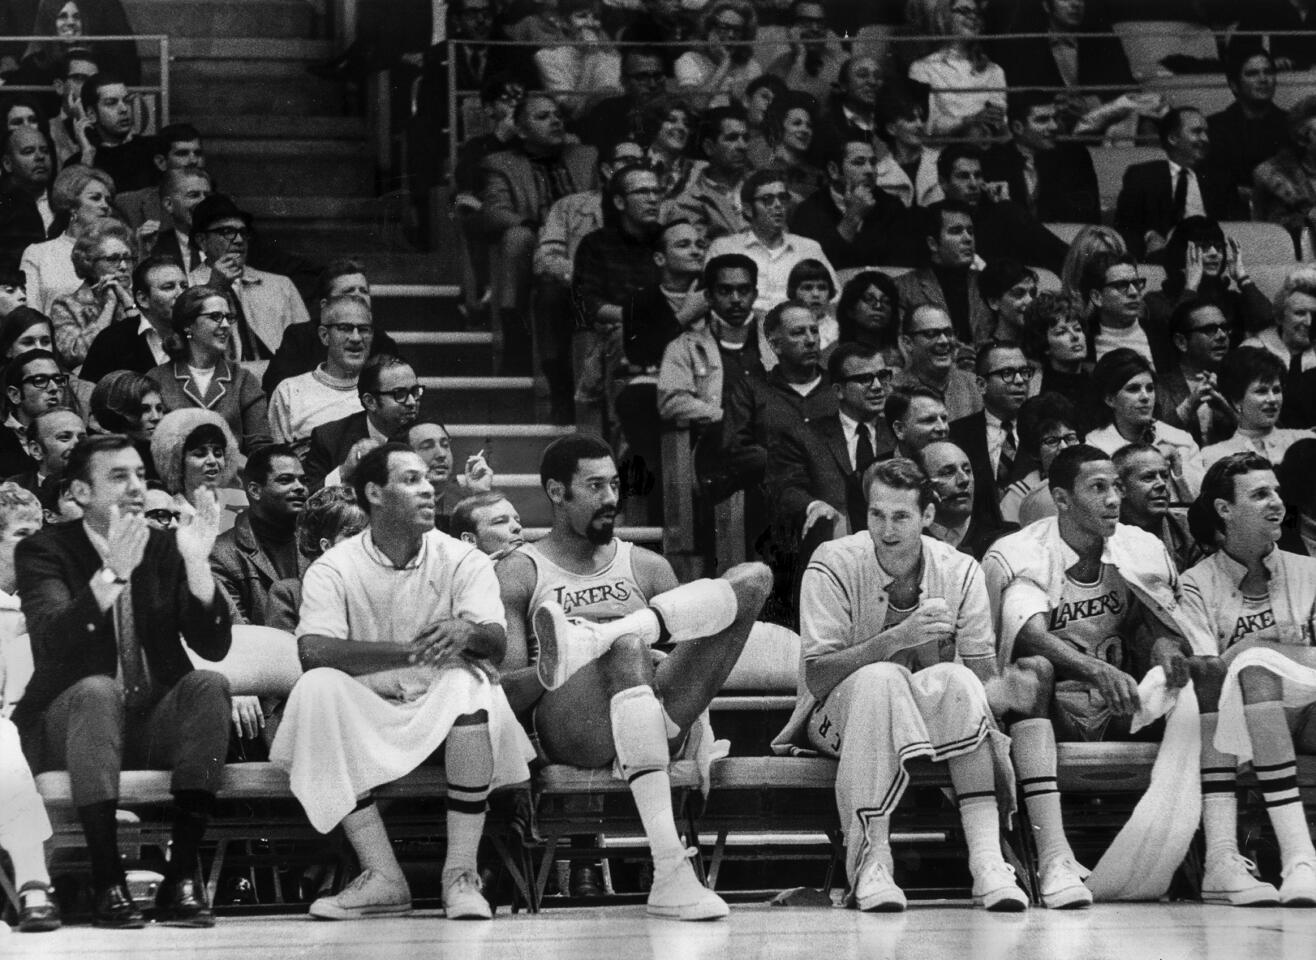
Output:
[{"xmin": 706, "ymin": 229, "xmax": 837, "ymax": 316}]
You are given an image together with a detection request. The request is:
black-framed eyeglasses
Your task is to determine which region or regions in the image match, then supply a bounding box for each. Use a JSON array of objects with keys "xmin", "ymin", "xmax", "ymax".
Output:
[
  {"xmin": 753, "ymin": 192, "xmax": 790, "ymax": 207},
  {"xmin": 206, "ymin": 226, "xmax": 251, "ymax": 241},
  {"xmin": 324, "ymin": 322, "xmax": 375, "ymax": 337},
  {"xmin": 144, "ymin": 508, "xmax": 180, "ymax": 526},
  {"xmin": 841, "ymin": 369, "xmax": 894, "ymax": 387},
  {"xmin": 373, "ymin": 385, "xmax": 424, "ymax": 403},
  {"xmin": 21, "ymin": 372, "xmax": 68, "ymax": 389},
  {"xmin": 197, "ymin": 310, "xmax": 235, "ymax": 325},
  {"xmin": 1040, "ymin": 432, "xmax": 1080, "ymax": 448},
  {"xmin": 1104, "ymin": 277, "xmax": 1147, "ymax": 294},
  {"xmin": 910, "ymin": 327, "xmax": 955, "ymax": 342},
  {"xmin": 1187, "ymin": 322, "xmax": 1227, "ymax": 337},
  {"xmin": 987, "ymin": 365, "xmax": 1037, "ymax": 383}
]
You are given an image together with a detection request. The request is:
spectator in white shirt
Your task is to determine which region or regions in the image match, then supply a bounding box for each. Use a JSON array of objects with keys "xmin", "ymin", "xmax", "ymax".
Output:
[
  {"xmin": 907, "ymin": 0, "xmax": 1007, "ymax": 140},
  {"xmin": 267, "ymin": 295, "xmax": 371, "ymax": 459},
  {"xmin": 706, "ymin": 168, "xmax": 836, "ymax": 317}
]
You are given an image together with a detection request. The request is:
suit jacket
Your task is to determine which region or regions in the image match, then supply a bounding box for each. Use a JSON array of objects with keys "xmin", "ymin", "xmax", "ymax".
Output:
[
  {"xmin": 949, "ymin": 410, "xmax": 1032, "ymax": 528},
  {"xmin": 0, "ymin": 180, "xmax": 52, "ymax": 271},
  {"xmin": 12, "ymin": 520, "xmax": 232, "ymax": 738},
  {"xmin": 210, "ymin": 511, "xmax": 310, "ymax": 626},
  {"xmin": 479, "ymin": 145, "xmax": 599, "ymax": 236},
  {"xmin": 971, "ymin": 199, "xmax": 1070, "ymax": 276},
  {"xmin": 787, "ymin": 184, "xmax": 915, "ymax": 269},
  {"xmin": 723, "ymin": 366, "xmax": 838, "ymax": 470},
  {"xmin": 114, "ymin": 186, "xmax": 167, "ymax": 232},
  {"xmin": 304, "ymin": 410, "xmax": 371, "ymax": 491},
  {"xmin": 261, "ymin": 321, "xmax": 400, "ymax": 396},
  {"xmin": 80, "ymin": 317, "xmax": 165, "ymax": 383},
  {"xmin": 191, "ymin": 265, "xmax": 312, "ymax": 360},
  {"xmin": 623, "ymin": 282, "xmax": 685, "ymax": 370},
  {"xmin": 981, "ymin": 142, "xmax": 1101, "ymax": 225},
  {"xmin": 772, "ymin": 414, "xmax": 897, "ymax": 539},
  {"xmin": 993, "ymin": 29, "xmax": 1133, "ymax": 96},
  {"xmin": 1114, "ymin": 159, "xmax": 1246, "ymax": 259},
  {"xmin": 1207, "ymin": 101, "xmax": 1290, "ymax": 198},
  {"xmin": 893, "ymin": 267, "xmax": 995, "ymax": 346}
]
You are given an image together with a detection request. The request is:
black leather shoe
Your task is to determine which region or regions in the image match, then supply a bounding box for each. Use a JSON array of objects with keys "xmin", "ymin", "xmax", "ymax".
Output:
[
  {"xmin": 569, "ymin": 864, "xmax": 605, "ymax": 898},
  {"xmin": 153, "ymin": 877, "xmax": 215, "ymax": 928},
  {"xmin": 17, "ymin": 881, "xmax": 61, "ymax": 932},
  {"xmin": 93, "ymin": 883, "xmax": 145, "ymax": 928}
]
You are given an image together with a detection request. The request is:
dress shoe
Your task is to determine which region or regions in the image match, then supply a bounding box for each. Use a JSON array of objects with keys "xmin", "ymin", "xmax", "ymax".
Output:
[
  {"xmin": 16, "ymin": 881, "xmax": 61, "ymax": 932},
  {"xmin": 569, "ymin": 864, "xmax": 605, "ymax": 898},
  {"xmin": 93, "ymin": 883, "xmax": 146, "ymax": 929},
  {"xmin": 153, "ymin": 877, "xmax": 215, "ymax": 927}
]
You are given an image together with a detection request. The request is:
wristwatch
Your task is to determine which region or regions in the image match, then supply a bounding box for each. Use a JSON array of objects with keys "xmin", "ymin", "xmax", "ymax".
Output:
[{"xmin": 97, "ymin": 566, "xmax": 128, "ymax": 586}]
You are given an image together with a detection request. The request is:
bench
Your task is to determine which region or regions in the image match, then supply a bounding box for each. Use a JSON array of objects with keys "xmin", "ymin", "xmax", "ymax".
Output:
[{"xmin": 33, "ymin": 764, "xmax": 537, "ymax": 913}]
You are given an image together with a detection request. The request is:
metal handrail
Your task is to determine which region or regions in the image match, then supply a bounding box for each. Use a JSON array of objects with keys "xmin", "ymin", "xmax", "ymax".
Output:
[{"xmin": 0, "ymin": 34, "xmax": 171, "ymax": 125}]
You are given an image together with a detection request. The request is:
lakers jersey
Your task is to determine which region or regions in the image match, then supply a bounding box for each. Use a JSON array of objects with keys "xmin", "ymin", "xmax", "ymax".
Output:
[{"xmin": 523, "ymin": 539, "xmax": 650, "ymax": 626}]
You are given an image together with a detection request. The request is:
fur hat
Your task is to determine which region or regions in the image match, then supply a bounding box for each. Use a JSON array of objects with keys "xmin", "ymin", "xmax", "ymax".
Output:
[{"xmin": 150, "ymin": 408, "xmax": 239, "ymax": 495}]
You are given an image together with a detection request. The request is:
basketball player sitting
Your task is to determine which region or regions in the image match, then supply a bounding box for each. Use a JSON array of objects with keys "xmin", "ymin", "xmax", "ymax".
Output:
[
  {"xmin": 496, "ymin": 435, "xmax": 772, "ymax": 920},
  {"xmin": 1180, "ymin": 451, "xmax": 1316, "ymax": 906}
]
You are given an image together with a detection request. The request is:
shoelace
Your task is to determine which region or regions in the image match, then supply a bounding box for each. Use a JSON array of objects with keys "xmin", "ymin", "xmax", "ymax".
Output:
[
  {"xmin": 446, "ymin": 870, "xmax": 483, "ymax": 894},
  {"xmin": 342, "ymin": 870, "xmax": 378, "ymax": 895}
]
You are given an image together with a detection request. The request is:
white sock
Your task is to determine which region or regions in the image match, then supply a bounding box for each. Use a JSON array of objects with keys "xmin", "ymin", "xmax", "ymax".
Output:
[
  {"xmin": 1010, "ymin": 719, "xmax": 1074, "ymax": 866},
  {"xmin": 1199, "ymin": 712, "xmax": 1240, "ymax": 863},
  {"xmin": 862, "ymin": 815, "xmax": 892, "ymax": 872},
  {"xmin": 959, "ymin": 797, "xmax": 1004, "ymax": 877},
  {"xmin": 3, "ymin": 837, "xmax": 51, "ymax": 888},
  {"xmin": 1245, "ymin": 701, "xmax": 1316, "ymax": 870},
  {"xmin": 341, "ymin": 803, "xmax": 405, "ymax": 885},
  {"xmin": 611, "ymin": 686, "xmax": 685, "ymax": 863},
  {"xmin": 444, "ymin": 718, "xmax": 493, "ymax": 877}
]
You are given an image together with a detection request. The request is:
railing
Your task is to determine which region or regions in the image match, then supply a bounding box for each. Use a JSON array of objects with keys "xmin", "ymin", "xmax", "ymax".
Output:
[
  {"xmin": 0, "ymin": 34, "xmax": 171, "ymax": 130},
  {"xmin": 439, "ymin": 25, "xmax": 1316, "ymax": 178}
]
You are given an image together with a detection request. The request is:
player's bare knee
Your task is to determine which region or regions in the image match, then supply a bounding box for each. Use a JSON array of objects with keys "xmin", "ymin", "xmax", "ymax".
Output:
[
  {"xmin": 1015, "ymin": 656, "xmax": 1055, "ymax": 714},
  {"xmin": 1239, "ymin": 664, "xmax": 1283, "ymax": 704},
  {"xmin": 1188, "ymin": 656, "xmax": 1226, "ymax": 711},
  {"xmin": 600, "ymin": 633, "xmax": 654, "ymax": 687}
]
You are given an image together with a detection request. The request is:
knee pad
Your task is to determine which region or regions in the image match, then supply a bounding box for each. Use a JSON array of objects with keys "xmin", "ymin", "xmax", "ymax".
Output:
[{"xmin": 609, "ymin": 685, "xmax": 668, "ymax": 780}]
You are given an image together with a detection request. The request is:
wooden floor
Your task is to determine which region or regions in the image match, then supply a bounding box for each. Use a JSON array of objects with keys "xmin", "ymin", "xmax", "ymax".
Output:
[{"xmin": 4, "ymin": 901, "xmax": 1316, "ymax": 959}]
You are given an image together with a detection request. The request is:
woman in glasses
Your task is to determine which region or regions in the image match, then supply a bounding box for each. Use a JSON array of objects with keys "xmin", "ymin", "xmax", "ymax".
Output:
[
  {"xmin": 1085, "ymin": 347, "xmax": 1200, "ymax": 502},
  {"xmin": 1144, "ymin": 217, "xmax": 1272, "ymax": 346},
  {"xmin": 829, "ymin": 271, "xmax": 902, "ymax": 369},
  {"xmin": 148, "ymin": 285, "xmax": 271, "ymax": 454},
  {"xmin": 48, "ymin": 217, "xmax": 136, "ymax": 370},
  {"xmin": 88, "ymin": 369, "xmax": 164, "ymax": 480},
  {"xmin": 19, "ymin": 165, "xmax": 115, "ymax": 315},
  {"xmin": 150, "ymin": 407, "xmax": 246, "ymax": 534}
]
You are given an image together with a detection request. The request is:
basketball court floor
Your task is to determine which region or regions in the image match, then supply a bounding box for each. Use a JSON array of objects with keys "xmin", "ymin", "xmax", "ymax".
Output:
[{"xmin": 4, "ymin": 901, "xmax": 1315, "ymax": 960}]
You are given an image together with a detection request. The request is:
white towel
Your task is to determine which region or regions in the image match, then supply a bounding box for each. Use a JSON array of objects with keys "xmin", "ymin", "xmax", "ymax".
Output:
[{"xmin": 1216, "ymin": 645, "xmax": 1316, "ymax": 764}]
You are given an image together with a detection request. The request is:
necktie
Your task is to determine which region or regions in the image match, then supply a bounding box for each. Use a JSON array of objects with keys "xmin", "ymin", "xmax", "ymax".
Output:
[
  {"xmin": 115, "ymin": 585, "xmax": 151, "ymax": 711},
  {"xmin": 996, "ymin": 419, "xmax": 1016, "ymax": 487},
  {"xmin": 1172, "ymin": 168, "xmax": 1188, "ymax": 223},
  {"xmin": 855, "ymin": 423, "xmax": 876, "ymax": 476}
]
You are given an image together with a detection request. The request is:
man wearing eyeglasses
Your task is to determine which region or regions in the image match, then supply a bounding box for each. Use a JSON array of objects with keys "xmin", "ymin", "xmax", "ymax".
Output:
[
  {"xmin": 1157, "ymin": 297, "xmax": 1232, "ymax": 443},
  {"xmin": 188, "ymin": 194, "xmax": 311, "ymax": 381},
  {"xmin": 773, "ymin": 342, "xmax": 895, "ymax": 546},
  {"xmin": 576, "ymin": 48, "xmax": 669, "ymax": 151},
  {"xmin": 268, "ymin": 296, "xmax": 373, "ymax": 460},
  {"xmin": 1079, "ymin": 251, "xmax": 1168, "ymax": 368},
  {"xmin": 949, "ymin": 341, "xmax": 1035, "ymax": 526},
  {"xmin": 304, "ymin": 355, "xmax": 421, "ymax": 491},
  {"xmin": 707, "ymin": 170, "xmax": 836, "ymax": 318},
  {"xmin": 1, "ymin": 350, "xmax": 70, "ymax": 477},
  {"xmin": 892, "ymin": 305, "xmax": 984, "ymax": 423}
]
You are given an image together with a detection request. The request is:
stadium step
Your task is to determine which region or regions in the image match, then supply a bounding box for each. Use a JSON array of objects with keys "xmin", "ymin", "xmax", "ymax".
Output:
[
  {"xmin": 124, "ymin": 0, "xmax": 318, "ymax": 39},
  {"xmin": 210, "ymin": 139, "xmax": 373, "ymax": 198},
  {"xmin": 438, "ymin": 424, "xmax": 575, "ymax": 476},
  {"xmin": 419, "ymin": 376, "xmax": 537, "ymax": 423}
]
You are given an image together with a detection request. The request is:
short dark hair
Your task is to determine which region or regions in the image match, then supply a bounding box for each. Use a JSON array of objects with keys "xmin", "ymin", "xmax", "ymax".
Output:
[
  {"xmin": 703, "ymin": 252, "xmax": 757, "ymax": 289},
  {"xmin": 1188, "ymin": 450, "xmax": 1274, "ymax": 546},
  {"xmin": 1017, "ymin": 393, "xmax": 1078, "ymax": 458},
  {"xmin": 1158, "ymin": 107, "xmax": 1202, "ymax": 148},
  {"xmin": 156, "ymin": 123, "xmax": 202, "ymax": 154},
  {"xmin": 358, "ymin": 354, "xmax": 411, "ymax": 398},
  {"xmin": 1091, "ymin": 347, "xmax": 1154, "ymax": 423},
  {"xmin": 1047, "ymin": 444, "xmax": 1112, "ymax": 494},
  {"xmin": 131, "ymin": 253, "xmax": 185, "ymax": 298},
  {"xmin": 1007, "ymin": 88, "xmax": 1054, "ymax": 128},
  {"xmin": 744, "ymin": 73, "xmax": 788, "ymax": 103},
  {"xmin": 4, "ymin": 348, "xmax": 57, "ymax": 396},
  {"xmin": 1080, "ymin": 251, "xmax": 1138, "ymax": 302},
  {"xmin": 699, "ymin": 104, "xmax": 749, "ymax": 147},
  {"xmin": 66, "ymin": 434, "xmax": 135, "ymax": 484},
  {"xmin": 450, "ymin": 491, "xmax": 512, "ymax": 541},
  {"xmin": 61, "ymin": 47, "xmax": 99, "ymax": 77},
  {"xmin": 1168, "ymin": 294, "xmax": 1222, "ymax": 340},
  {"xmin": 739, "ymin": 167, "xmax": 788, "ymax": 209},
  {"xmin": 1218, "ymin": 345, "xmax": 1285, "ymax": 406},
  {"xmin": 351, "ymin": 441, "xmax": 414, "ymax": 514},
  {"xmin": 1224, "ymin": 43, "xmax": 1274, "ymax": 88},
  {"xmin": 919, "ymin": 200, "xmax": 974, "ymax": 244},
  {"xmin": 864, "ymin": 457, "xmax": 936, "ymax": 510},
  {"xmin": 935, "ymin": 143, "xmax": 983, "ymax": 183},
  {"xmin": 821, "ymin": 133, "xmax": 874, "ymax": 170},
  {"xmin": 787, "ymin": 258, "xmax": 835, "ymax": 301},
  {"xmin": 978, "ymin": 258, "xmax": 1036, "ymax": 304},
  {"xmin": 81, "ymin": 70, "xmax": 127, "ymax": 112},
  {"xmin": 974, "ymin": 338, "xmax": 1024, "ymax": 377},
  {"xmin": 26, "ymin": 405, "xmax": 80, "ymax": 443},
  {"xmin": 827, "ymin": 341, "xmax": 880, "ymax": 383},
  {"xmin": 1279, "ymin": 437, "xmax": 1316, "ymax": 509},
  {"xmin": 883, "ymin": 385, "xmax": 942, "ymax": 430},
  {"xmin": 242, "ymin": 442, "xmax": 301, "ymax": 486},
  {"xmin": 317, "ymin": 258, "xmax": 369, "ymax": 301},
  {"xmin": 539, "ymin": 433, "xmax": 613, "ymax": 492}
]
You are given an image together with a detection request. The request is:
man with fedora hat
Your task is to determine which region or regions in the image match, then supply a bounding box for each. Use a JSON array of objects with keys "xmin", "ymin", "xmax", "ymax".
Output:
[{"xmin": 188, "ymin": 194, "xmax": 310, "ymax": 381}]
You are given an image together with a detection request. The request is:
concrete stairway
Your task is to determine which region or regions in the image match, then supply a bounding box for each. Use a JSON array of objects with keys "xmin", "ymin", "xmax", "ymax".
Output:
[{"xmin": 125, "ymin": 0, "xmax": 564, "ymax": 525}]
